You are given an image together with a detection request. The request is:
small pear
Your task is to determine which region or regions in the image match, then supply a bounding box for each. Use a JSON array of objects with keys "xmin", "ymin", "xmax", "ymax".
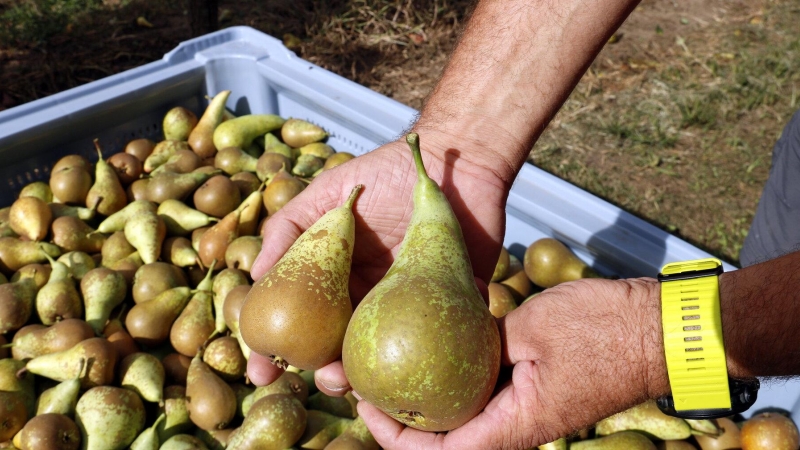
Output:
[
  {"xmin": 214, "ymin": 147, "xmax": 258, "ymax": 175},
  {"xmin": 193, "ymin": 428, "xmax": 234, "ymax": 450},
  {"xmin": 160, "ymin": 434, "xmax": 210, "ymax": 449},
  {"xmin": 570, "ymin": 431, "xmax": 657, "ymax": 449},
  {"xmin": 235, "ymin": 182, "xmax": 264, "ymax": 237},
  {"xmin": 107, "ymin": 151, "xmax": 143, "ymax": 185},
  {"xmin": 256, "ymin": 151, "xmax": 293, "ymax": 182},
  {"xmin": 12, "ymin": 262, "xmax": 52, "ymax": 289},
  {"xmin": 281, "ymin": 118, "xmax": 328, "ymax": 147},
  {"xmin": 158, "ymin": 199, "xmax": 219, "ymax": 236},
  {"xmin": 150, "ymin": 149, "xmax": 202, "ymax": 175},
  {"xmin": 211, "ymin": 268, "xmax": 249, "ymax": 335},
  {"xmin": 492, "ymin": 246, "xmax": 511, "ymax": 282},
  {"xmin": 170, "ymin": 264, "xmax": 216, "ymax": 357},
  {"xmin": 101, "ymin": 231, "xmax": 136, "ymax": 267},
  {"xmin": 10, "ymin": 319, "xmax": 94, "ymax": 360},
  {"xmin": 202, "ymin": 336, "xmax": 246, "ymax": 381},
  {"xmin": 126, "ymin": 138, "xmax": 157, "ymax": 162},
  {"xmin": 144, "ymin": 140, "xmax": 192, "ymax": 173},
  {"xmin": 51, "ymin": 216, "xmax": 106, "ymax": 254},
  {"xmin": 129, "ymin": 413, "xmax": 166, "ymax": 450},
  {"xmin": 297, "ymin": 142, "xmax": 335, "ymax": 160},
  {"xmin": 263, "ymin": 166, "xmax": 305, "ymax": 215},
  {"xmin": 35, "ymin": 358, "xmax": 86, "ymax": 416},
  {"xmin": 106, "ymin": 251, "xmax": 143, "ymax": 286},
  {"xmin": 263, "ymin": 132, "xmax": 293, "ymax": 158},
  {"xmin": 298, "ymin": 410, "xmax": 353, "ymax": 449},
  {"xmin": 125, "ymin": 285, "xmax": 194, "ymax": 347},
  {"xmin": 488, "ymin": 282, "xmax": 517, "ymax": 318},
  {"xmin": 321, "ymin": 152, "xmax": 356, "ymax": 172},
  {"xmin": 52, "ymin": 154, "xmax": 91, "ymax": 173},
  {"xmin": 162, "ymin": 237, "xmax": 201, "ymax": 267},
  {"xmin": 127, "ymin": 178, "xmax": 150, "ymax": 202},
  {"xmin": 86, "ymin": 140, "xmax": 127, "ymax": 216},
  {"xmin": 188, "ymin": 90, "xmax": 231, "ymax": 159},
  {"xmin": 49, "ymin": 166, "xmax": 92, "ymax": 206},
  {"xmin": 80, "ymin": 267, "xmax": 127, "ymax": 335},
  {"xmin": 292, "ymin": 154, "xmax": 324, "ymax": 177},
  {"xmin": 26, "ymin": 337, "xmax": 117, "ymax": 388},
  {"xmin": 124, "ymin": 211, "xmax": 166, "ymax": 264},
  {"xmin": 231, "ymin": 171, "xmax": 262, "ymax": 198},
  {"xmin": 307, "ymin": 391, "xmax": 358, "ymax": 419},
  {"xmin": 694, "ymin": 417, "xmax": 740, "ymax": 450},
  {"xmin": 157, "ymin": 385, "xmax": 193, "ymax": 442},
  {"xmin": 119, "ymin": 352, "xmax": 166, "ymax": 405},
  {"xmin": 325, "ymin": 416, "xmax": 380, "ymax": 450},
  {"xmin": 9, "ymin": 196, "xmax": 52, "ymax": 241},
  {"xmin": 0, "ymin": 357, "xmax": 36, "ymax": 417},
  {"xmin": 145, "ymin": 169, "xmax": 220, "ymax": 204},
  {"xmin": 240, "ymin": 370, "xmax": 309, "ymax": 416},
  {"xmin": 224, "ymin": 235, "xmax": 261, "ymax": 272},
  {"xmin": 0, "ymin": 275, "xmax": 38, "ymax": 334},
  {"xmin": 595, "ymin": 400, "xmax": 692, "ymax": 440},
  {"xmin": 240, "ymin": 185, "xmax": 362, "ymax": 370},
  {"xmin": 523, "ymin": 237, "xmax": 600, "ymax": 288},
  {"xmin": 162, "ymin": 353, "xmax": 191, "ymax": 386},
  {"xmin": 163, "ymin": 106, "xmax": 198, "ymax": 141},
  {"xmin": 197, "ymin": 209, "xmax": 240, "ymax": 269},
  {"xmin": 185, "ymin": 350, "xmax": 237, "ymax": 431},
  {"xmin": 226, "ymin": 394, "xmax": 306, "ymax": 450},
  {"xmin": 500, "ymin": 253, "xmax": 532, "ymax": 302},
  {"xmin": 19, "ymin": 180, "xmax": 53, "ymax": 203},
  {"xmin": 0, "ymin": 237, "xmax": 60, "ymax": 274},
  {"xmin": 97, "ymin": 200, "xmax": 158, "ymax": 233},
  {"xmin": 75, "ymin": 386, "xmax": 146, "ymax": 450},
  {"xmin": 35, "ymin": 253, "xmax": 83, "ymax": 325},
  {"xmin": 212, "ymin": 114, "xmax": 286, "ymax": 151},
  {"xmin": 57, "ymin": 251, "xmax": 96, "ymax": 280},
  {"xmin": 13, "ymin": 412, "xmax": 81, "ymax": 450},
  {"xmin": 132, "ymin": 262, "xmax": 189, "ymax": 304},
  {"xmin": 103, "ymin": 307, "xmax": 140, "ymax": 361},
  {"xmin": 193, "ymin": 175, "xmax": 241, "ymax": 218},
  {"xmin": 0, "ymin": 391, "xmax": 28, "ymax": 442}
]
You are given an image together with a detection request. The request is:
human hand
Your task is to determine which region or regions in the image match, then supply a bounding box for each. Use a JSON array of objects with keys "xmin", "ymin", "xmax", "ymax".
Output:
[
  {"xmin": 246, "ymin": 131, "xmax": 516, "ymax": 391},
  {"xmin": 357, "ymin": 278, "xmax": 669, "ymax": 450}
]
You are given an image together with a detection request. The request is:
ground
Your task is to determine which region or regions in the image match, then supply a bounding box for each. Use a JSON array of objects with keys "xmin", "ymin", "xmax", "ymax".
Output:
[{"xmin": 1, "ymin": 0, "xmax": 798, "ymax": 265}]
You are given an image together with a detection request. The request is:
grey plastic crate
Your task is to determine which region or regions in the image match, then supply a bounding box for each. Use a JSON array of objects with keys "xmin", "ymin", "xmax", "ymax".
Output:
[{"xmin": 1, "ymin": 25, "xmax": 791, "ymax": 419}]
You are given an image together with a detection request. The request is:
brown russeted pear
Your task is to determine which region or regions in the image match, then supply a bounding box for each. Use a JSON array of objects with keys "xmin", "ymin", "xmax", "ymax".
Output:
[
  {"xmin": 26, "ymin": 337, "xmax": 117, "ymax": 388},
  {"xmin": 212, "ymin": 114, "xmax": 285, "ymax": 151},
  {"xmin": 240, "ymin": 184, "xmax": 362, "ymax": 370},
  {"xmin": 281, "ymin": 118, "xmax": 328, "ymax": 147},
  {"xmin": 222, "ymin": 285, "xmax": 252, "ymax": 360},
  {"xmin": 235, "ymin": 182, "xmax": 264, "ymax": 237},
  {"xmin": 101, "ymin": 231, "xmax": 136, "ymax": 267},
  {"xmin": 163, "ymin": 106, "xmax": 198, "ymax": 141},
  {"xmin": 170, "ymin": 263, "xmax": 216, "ymax": 357},
  {"xmin": 342, "ymin": 133, "xmax": 501, "ymax": 432},
  {"xmin": 51, "ymin": 216, "xmax": 106, "ymax": 254},
  {"xmin": 194, "ymin": 428, "xmax": 234, "ymax": 450},
  {"xmin": 297, "ymin": 410, "xmax": 353, "ymax": 449},
  {"xmin": 188, "ymin": 90, "xmax": 231, "ymax": 159},
  {"xmin": 262, "ymin": 165, "xmax": 305, "ymax": 215},
  {"xmin": 523, "ymin": 237, "xmax": 600, "ymax": 288},
  {"xmin": 226, "ymin": 394, "xmax": 306, "ymax": 450},
  {"xmin": 307, "ymin": 391, "xmax": 358, "ymax": 419},
  {"xmin": 156, "ymin": 385, "xmax": 193, "ymax": 442},
  {"xmin": 487, "ymin": 282, "xmax": 517, "ymax": 318},
  {"xmin": 51, "ymin": 154, "xmax": 91, "ymax": 173},
  {"xmin": 0, "ymin": 357, "xmax": 36, "ymax": 417},
  {"xmin": 694, "ymin": 417, "xmax": 740, "ymax": 450},
  {"xmin": 12, "ymin": 263, "xmax": 51, "ymax": 289},
  {"xmin": 126, "ymin": 284, "xmax": 193, "ymax": 347},
  {"xmin": 49, "ymin": 166, "xmax": 91, "ymax": 206},
  {"xmin": 13, "ymin": 412, "xmax": 81, "ymax": 450},
  {"xmin": 132, "ymin": 262, "xmax": 189, "ymax": 304},
  {"xmin": 256, "ymin": 151, "xmax": 293, "ymax": 182},
  {"xmin": 35, "ymin": 253, "xmax": 83, "ymax": 325},
  {"xmin": 35, "ymin": 358, "xmax": 85, "ymax": 416},
  {"xmin": 202, "ymin": 336, "xmax": 246, "ymax": 382},
  {"xmin": 103, "ymin": 307, "xmax": 140, "ymax": 361},
  {"xmin": 241, "ymin": 371, "xmax": 308, "ymax": 416},
  {"xmin": 193, "ymin": 174, "xmax": 241, "ymax": 218},
  {"xmin": 570, "ymin": 431, "xmax": 657, "ymax": 449},
  {"xmin": 500, "ymin": 253, "xmax": 532, "ymax": 302},
  {"xmin": 129, "ymin": 413, "xmax": 166, "ymax": 450},
  {"xmin": 75, "ymin": 386, "xmax": 146, "ymax": 450},
  {"xmin": 97, "ymin": 200, "xmax": 158, "ymax": 233},
  {"xmin": 144, "ymin": 140, "xmax": 191, "ymax": 173},
  {"xmin": 10, "ymin": 319, "xmax": 94, "ymax": 360},
  {"xmin": 57, "ymin": 251, "xmax": 96, "ymax": 280},
  {"xmin": 81, "ymin": 267, "xmax": 127, "ymax": 335},
  {"xmin": 0, "ymin": 390, "xmax": 28, "ymax": 442},
  {"xmin": 19, "ymin": 180, "xmax": 53, "ymax": 202},
  {"xmin": 162, "ymin": 236, "xmax": 201, "ymax": 267},
  {"xmin": 185, "ymin": 349, "xmax": 237, "ymax": 431},
  {"xmin": 0, "ymin": 274, "xmax": 38, "ymax": 334},
  {"xmin": 119, "ymin": 352, "xmax": 166, "ymax": 405},
  {"xmin": 107, "ymin": 151, "xmax": 143, "ymax": 185},
  {"xmin": 0, "ymin": 207, "xmax": 17, "ymax": 238},
  {"xmin": 325, "ymin": 416, "xmax": 380, "ymax": 450},
  {"xmin": 292, "ymin": 154, "xmax": 324, "ymax": 177},
  {"xmin": 145, "ymin": 169, "xmax": 220, "ymax": 204},
  {"xmin": 595, "ymin": 400, "xmax": 692, "ymax": 440},
  {"xmin": 224, "ymin": 235, "xmax": 261, "ymax": 272},
  {"xmin": 9, "ymin": 196, "xmax": 52, "ymax": 241},
  {"xmin": 158, "ymin": 199, "xmax": 218, "ymax": 236},
  {"xmin": 0, "ymin": 236, "xmax": 61, "ymax": 274},
  {"xmin": 197, "ymin": 208, "xmax": 240, "ymax": 269},
  {"xmin": 215, "ymin": 146, "xmax": 258, "ymax": 175},
  {"xmin": 125, "ymin": 138, "xmax": 157, "ymax": 162},
  {"xmin": 124, "ymin": 210, "xmax": 166, "ymax": 264},
  {"xmin": 150, "ymin": 149, "xmax": 202, "ymax": 175},
  {"xmin": 106, "ymin": 251, "xmax": 143, "ymax": 286},
  {"xmin": 211, "ymin": 268, "xmax": 248, "ymax": 336},
  {"xmin": 86, "ymin": 140, "xmax": 127, "ymax": 216}
]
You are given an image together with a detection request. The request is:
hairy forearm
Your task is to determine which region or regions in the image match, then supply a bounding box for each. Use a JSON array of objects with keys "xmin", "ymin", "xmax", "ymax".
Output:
[
  {"xmin": 413, "ymin": 0, "xmax": 641, "ymax": 185},
  {"xmin": 720, "ymin": 250, "xmax": 800, "ymax": 379}
]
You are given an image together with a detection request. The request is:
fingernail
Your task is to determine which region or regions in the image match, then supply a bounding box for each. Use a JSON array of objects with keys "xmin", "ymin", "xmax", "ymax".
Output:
[
  {"xmin": 351, "ymin": 390, "xmax": 362, "ymax": 401},
  {"xmin": 319, "ymin": 379, "xmax": 348, "ymax": 393}
]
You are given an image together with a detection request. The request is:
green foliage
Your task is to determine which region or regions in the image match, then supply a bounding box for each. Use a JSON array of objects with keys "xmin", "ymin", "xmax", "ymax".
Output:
[{"xmin": 0, "ymin": 0, "xmax": 102, "ymax": 46}]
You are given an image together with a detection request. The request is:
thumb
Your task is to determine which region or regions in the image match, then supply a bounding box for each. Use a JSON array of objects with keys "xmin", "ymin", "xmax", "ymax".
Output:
[{"xmin": 496, "ymin": 303, "xmax": 538, "ymax": 367}]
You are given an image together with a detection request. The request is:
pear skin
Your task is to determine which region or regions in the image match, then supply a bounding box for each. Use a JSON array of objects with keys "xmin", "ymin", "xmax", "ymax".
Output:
[
  {"xmin": 212, "ymin": 114, "xmax": 286, "ymax": 151},
  {"xmin": 0, "ymin": 391, "xmax": 28, "ymax": 442},
  {"xmin": 281, "ymin": 118, "xmax": 328, "ymax": 147},
  {"xmin": 80, "ymin": 267, "xmax": 127, "ymax": 335},
  {"xmin": 10, "ymin": 319, "xmax": 94, "ymax": 360},
  {"xmin": 35, "ymin": 253, "xmax": 82, "ymax": 325},
  {"xmin": 595, "ymin": 400, "xmax": 692, "ymax": 440},
  {"xmin": 188, "ymin": 90, "xmax": 231, "ymax": 159},
  {"xmin": 97, "ymin": 200, "xmax": 158, "ymax": 234},
  {"xmin": 158, "ymin": 199, "xmax": 219, "ymax": 236},
  {"xmin": 239, "ymin": 185, "xmax": 362, "ymax": 370},
  {"xmin": 14, "ymin": 412, "xmax": 81, "ymax": 450},
  {"xmin": 0, "ymin": 276, "xmax": 38, "ymax": 334},
  {"xmin": 163, "ymin": 106, "xmax": 198, "ymax": 141},
  {"xmin": 129, "ymin": 413, "xmax": 166, "ymax": 450},
  {"xmin": 156, "ymin": 385, "xmax": 193, "ymax": 442},
  {"xmin": 75, "ymin": 386, "xmax": 146, "ymax": 450},
  {"xmin": 325, "ymin": 416, "xmax": 380, "ymax": 450},
  {"xmin": 570, "ymin": 431, "xmax": 657, "ymax": 449},
  {"xmin": 0, "ymin": 237, "xmax": 61, "ymax": 274},
  {"xmin": 119, "ymin": 352, "xmax": 166, "ymax": 405},
  {"xmin": 225, "ymin": 394, "xmax": 306, "ymax": 450},
  {"xmin": 9, "ymin": 196, "xmax": 52, "ymax": 241},
  {"xmin": 211, "ymin": 268, "xmax": 249, "ymax": 335},
  {"xmin": 170, "ymin": 264, "xmax": 216, "ymax": 357},
  {"xmin": 125, "ymin": 286, "xmax": 193, "ymax": 347},
  {"xmin": 26, "ymin": 337, "xmax": 117, "ymax": 389},
  {"xmin": 86, "ymin": 140, "xmax": 127, "ymax": 216},
  {"xmin": 297, "ymin": 410, "xmax": 353, "ymax": 449},
  {"xmin": 51, "ymin": 216, "xmax": 106, "ymax": 254},
  {"xmin": 35, "ymin": 359, "xmax": 85, "ymax": 415},
  {"xmin": 185, "ymin": 350, "xmax": 237, "ymax": 431},
  {"xmin": 197, "ymin": 209, "xmax": 240, "ymax": 269},
  {"xmin": 124, "ymin": 211, "xmax": 166, "ymax": 265},
  {"xmin": 523, "ymin": 237, "xmax": 600, "ymax": 288},
  {"xmin": 341, "ymin": 134, "xmax": 501, "ymax": 431}
]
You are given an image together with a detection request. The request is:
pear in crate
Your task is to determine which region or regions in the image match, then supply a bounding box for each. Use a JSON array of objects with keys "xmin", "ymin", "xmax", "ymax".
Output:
[
  {"xmin": 185, "ymin": 349, "xmax": 237, "ymax": 431},
  {"xmin": 325, "ymin": 416, "xmax": 380, "ymax": 450},
  {"xmin": 49, "ymin": 201, "xmax": 99, "ymax": 221},
  {"xmin": 188, "ymin": 90, "xmax": 231, "ymax": 159},
  {"xmin": 145, "ymin": 169, "xmax": 220, "ymax": 204},
  {"xmin": 57, "ymin": 251, "xmax": 95, "ymax": 280},
  {"xmin": 19, "ymin": 180, "xmax": 52, "ymax": 202},
  {"xmin": 298, "ymin": 142, "xmax": 335, "ymax": 160},
  {"xmin": 0, "ymin": 391, "xmax": 28, "ymax": 442},
  {"xmin": 119, "ymin": 352, "xmax": 165, "ymax": 405},
  {"xmin": 297, "ymin": 410, "xmax": 353, "ymax": 449},
  {"xmin": 132, "ymin": 261, "xmax": 189, "ymax": 304},
  {"xmin": 144, "ymin": 140, "xmax": 191, "ymax": 173},
  {"xmin": 36, "ymin": 358, "xmax": 85, "ymax": 416},
  {"xmin": 226, "ymin": 394, "xmax": 306, "ymax": 450},
  {"xmin": 170, "ymin": 263, "xmax": 216, "ymax": 357},
  {"xmin": 107, "ymin": 151, "xmax": 143, "ymax": 185},
  {"xmin": 523, "ymin": 237, "xmax": 600, "ymax": 288},
  {"xmin": 124, "ymin": 210, "xmax": 166, "ymax": 265},
  {"xmin": 571, "ymin": 431, "xmax": 657, "ymax": 449},
  {"xmin": 13, "ymin": 412, "xmax": 81, "ymax": 450},
  {"xmin": 263, "ymin": 166, "xmax": 305, "ymax": 215},
  {"xmin": 281, "ymin": 118, "xmax": 328, "ymax": 147},
  {"xmin": 150, "ymin": 149, "xmax": 202, "ymax": 175},
  {"xmin": 156, "ymin": 385, "xmax": 193, "ymax": 442},
  {"xmin": 202, "ymin": 335, "xmax": 246, "ymax": 381},
  {"xmin": 126, "ymin": 284, "xmax": 194, "ymax": 347},
  {"xmin": 9, "ymin": 195, "xmax": 52, "ymax": 241},
  {"xmin": 75, "ymin": 386, "xmax": 145, "ymax": 450},
  {"xmin": 0, "ymin": 237, "xmax": 61, "ymax": 274},
  {"xmin": 595, "ymin": 399, "xmax": 691, "ymax": 440},
  {"xmin": 212, "ymin": 114, "xmax": 286, "ymax": 151},
  {"xmin": 256, "ymin": 151, "xmax": 292, "ymax": 182},
  {"xmin": 97, "ymin": 200, "xmax": 158, "ymax": 233},
  {"xmin": 50, "ymin": 166, "xmax": 91, "ymax": 205},
  {"xmin": 197, "ymin": 208, "xmax": 240, "ymax": 269},
  {"xmin": 81, "ymin": 267, "xmax": 127, "ymax": 335},
  {"xmin": 194, "ymin": 174, "xmax": 241, "ymax": 218},
  {"xmin": 0, "ymin": 274, "xmax": 38, "ymax": 334},
  {"xmin": 129, "ymin": 413, "xmax": 166, "ymax": 450},
  {"xmin": 241, "ymin": 371, "xmax": 308, "ymax": 416},
  {"xmin": 25, "ymin": 337, "xmax": 117, "ymax": 389},
  {"xmin": 235, "ymin": 184, "xmax": 264, "ymax": 237},
  {"xmin": 162, "ymin": 237, "xmax": 201, "ymax": 267},
  {"xmin": 158, "ymin": 199, "xmax": 219, "ymax": 236},
  {"xmin": 239, "ymin": 185, "xmax": 362, "ymax": 370},
  {"xmin": 86, "ymin": 140, "xmax": 127, "ymax": 216},
  {"xmin": 125, "ymin": 138, "xmax": 156, "ymax": 162},
  {"xmin": 51, "ymin": 216, "xmax": 106, "ymax": 254},
  {"xmin": 321, "ymin": 152, "xmax": 356, "ymax": 172},
  {"xmin": 0, "ymin": 357, "xmax": 36, "ymax": 418},
  {"xmin": 211, "ymin": 268, "xmax": 248, "ymax": 335},
  {"xmin": 215, "ymin": 146, "xmax": 258, "ymax": 175},
  {"xmin": 10, "ymin": 319, "xmax": 94, "ymax": 361},
  {"xmin": 225, "ymin": 235, "xmax": 261, "ymax": 272},
  {"xmin": 342, "ymin": 134, "xmax": 501, "ymax": 431},
  {"xmin": 163, "ymin": 106, "xmax": 198, "ymax": 141},
  {"xmin": 35, "ymin": 253, "xmax": 82, "ymax": 325}
]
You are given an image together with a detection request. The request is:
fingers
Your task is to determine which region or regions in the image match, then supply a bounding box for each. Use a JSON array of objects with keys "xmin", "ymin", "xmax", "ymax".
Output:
[
  {"xmin": 357, "ymin": 402, "xmax": 445, "ymax": 450},
  {"xmin": 246, "ymin": 351, "xmax": 284, "ymax": 386},
  {"xmin": 314, "ymin": 360, "xmax": 351, "ymax": 396}
]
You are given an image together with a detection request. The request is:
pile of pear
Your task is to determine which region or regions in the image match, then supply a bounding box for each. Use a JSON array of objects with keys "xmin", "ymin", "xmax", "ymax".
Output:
[{"xmin": 0, "ymin": 93, "xmax": 382, "ymax": 449}]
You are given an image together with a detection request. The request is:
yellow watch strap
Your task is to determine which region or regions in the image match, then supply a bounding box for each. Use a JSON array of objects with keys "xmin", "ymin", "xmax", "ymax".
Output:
[{"xmin": 660, "ymin": 258, "xmax": 730, "ymax": 412}]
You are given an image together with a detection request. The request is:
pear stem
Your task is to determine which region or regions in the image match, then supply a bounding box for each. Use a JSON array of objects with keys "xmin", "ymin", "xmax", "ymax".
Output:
[
  {"xmin": 93, "ymin": 139, "xmax": 104, "ymax": 162},
  {"xmin": 406, "ymin": 133, "xmax": 430, "ymax": 181},
  {"xmin": 0, "ymin": 343, "xmax": 13, "ymax": 349},
  {"xmin": 344, "ymin": 185, "xmax": 363, "ymax": 210}
]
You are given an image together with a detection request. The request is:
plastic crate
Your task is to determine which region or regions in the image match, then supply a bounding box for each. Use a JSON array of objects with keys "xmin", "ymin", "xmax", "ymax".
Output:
[{"xmin": 0, "ymin": 25, "xmax": 793, "ymax": 420}]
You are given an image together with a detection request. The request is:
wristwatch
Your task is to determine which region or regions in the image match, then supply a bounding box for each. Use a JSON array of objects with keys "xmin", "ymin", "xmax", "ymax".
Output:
[{"xmin": 655, "ymin": 258, "xmax": 759, "ymax": 419}]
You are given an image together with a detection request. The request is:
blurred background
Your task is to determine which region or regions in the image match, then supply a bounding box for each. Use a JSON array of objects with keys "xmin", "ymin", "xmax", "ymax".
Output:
[{"xmin": 1, "ymin": 0, "xmax": 798, "ymax": 265}]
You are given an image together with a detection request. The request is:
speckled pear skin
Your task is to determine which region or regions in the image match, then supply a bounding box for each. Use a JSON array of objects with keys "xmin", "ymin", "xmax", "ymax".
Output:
[
  {"xmin": 342, "ymin": 133, "xmax": 501, "ymax": 432},
  {"xmin": 239, "ymin": 185, "xmax": 363, "ymax": 370}
]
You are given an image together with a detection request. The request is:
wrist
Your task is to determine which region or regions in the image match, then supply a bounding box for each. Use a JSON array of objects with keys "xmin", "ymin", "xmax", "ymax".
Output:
[{"xmin": 631, "ymin": 278, "xmax": 671, "ymax": 400}]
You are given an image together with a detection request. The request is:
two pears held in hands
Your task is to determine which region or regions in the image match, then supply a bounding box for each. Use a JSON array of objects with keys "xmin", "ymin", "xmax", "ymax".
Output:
[{"xmin": 239, "ymin": 133, "xmax": 501, "ymax": 432}]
